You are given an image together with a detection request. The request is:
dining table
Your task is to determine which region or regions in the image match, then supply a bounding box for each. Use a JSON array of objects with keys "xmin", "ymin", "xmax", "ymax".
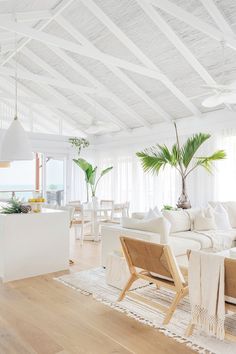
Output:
[{"xmin": 82, "ymin": 203, "xmax": 114, "ymax": 241}]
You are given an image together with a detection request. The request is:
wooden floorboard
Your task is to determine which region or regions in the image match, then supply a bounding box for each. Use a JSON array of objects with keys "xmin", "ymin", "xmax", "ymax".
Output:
[{"xmin": 0, "ymin": 240, "xmax": 195, "ymax": 354}]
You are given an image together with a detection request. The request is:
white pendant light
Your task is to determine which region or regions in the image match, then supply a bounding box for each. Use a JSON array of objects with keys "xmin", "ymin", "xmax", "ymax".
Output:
[
  {"xmin": 0, "ymin": 118, "xmax": 33, "ymax": 161},
  {"xmin": 0, "ymin": 30, "xmax": 33, "ymax": 162}
]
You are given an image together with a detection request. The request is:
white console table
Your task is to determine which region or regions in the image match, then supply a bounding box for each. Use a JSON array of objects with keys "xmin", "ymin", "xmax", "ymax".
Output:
[{"xmin": 0, "ymin": 209, "xmax": 69, "ymax": 282}]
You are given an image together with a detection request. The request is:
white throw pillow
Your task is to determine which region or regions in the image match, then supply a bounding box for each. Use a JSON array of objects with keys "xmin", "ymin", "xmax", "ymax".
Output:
[
  {"xmin": 162, "ymin": 210, "xmax": 191, "ymax": 233},
  {"xmin": 210, "ymin": 204, "xmax": 232, "ymax": 230},
  {"xmin": 144, "ymin": 207, "xmax": 161, "ymax": 220},
  {"xmin": 121, "ymin": 216, "xmax": 170, "ymax": 244},
  {"xmin": 194, "ymin": 209, "xmax": 216, "ymax": 231},
  {"xmin": 222, "ymin": 202, "xmax": 236, "ymax": 228},
  {"xmin": 186, "ymin": 208, "xmax": 201, "ymax": 230},
  {"xmin": 209, "ymin": 201, "xmax": 236, "ymax": 228}
]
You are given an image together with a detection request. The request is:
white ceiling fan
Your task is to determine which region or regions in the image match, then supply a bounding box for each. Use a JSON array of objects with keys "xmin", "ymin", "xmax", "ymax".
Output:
[
  {"xmin": 202, "ymin": 41, "xmax": 236, "ymax": 107},
  {"xmin": 84, "ymin": 120, "xmax": 119, "ymax": 135}
]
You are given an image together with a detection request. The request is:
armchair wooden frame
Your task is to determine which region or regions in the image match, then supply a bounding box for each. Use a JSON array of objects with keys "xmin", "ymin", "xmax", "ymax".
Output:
[
  {"xmin": 118, "ymin": 237, "xmax": 188, "ymax": 325},
  {"xmin": 185, "ymin": 256, "xmax": 236, "ymax": 342}
]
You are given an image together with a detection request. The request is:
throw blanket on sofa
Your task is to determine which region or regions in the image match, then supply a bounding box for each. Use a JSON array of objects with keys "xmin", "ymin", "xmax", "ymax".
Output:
[
  {"xmin": 195, "ymin": 229, "xmax": 233, "ymax": 250},
  {"xmin": 188, "ymin": 250, "xmax": 225, "ymax": 340}
]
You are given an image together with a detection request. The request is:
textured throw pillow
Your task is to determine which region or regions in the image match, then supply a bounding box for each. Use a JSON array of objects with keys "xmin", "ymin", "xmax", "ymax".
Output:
[
  {"xmin": 144, "ymin": 207, "xmax": 161, "ymax": 220},
  {"xmin": 210, "ymin": 204, "xmax": 232, "ymax": 230},
  {"xmin": 121, "ymin": 216, "xmax": 171, "ymax": 243},
  {"xmin": 186, "ymin": 208, "xmax": 201, "ymax": 230},
  {"xmin": 221, "ymin": 202, "xmax": 236, "ymax": 228},
  {"xmin": 209, "ymin": 201, "xmax": 236, "ymax": 228},
  {"xmin": 194, "ymin": 209, "xmax": 216, "ymax": 231},
  {"xmin": 162, "ymin": 210, "xmax": 191, "ymax": 233}
]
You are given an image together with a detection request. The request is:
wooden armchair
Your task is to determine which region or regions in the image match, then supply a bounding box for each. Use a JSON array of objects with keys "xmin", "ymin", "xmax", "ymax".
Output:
[
  {"xmin": 118, "ymin": 237, "xmax": 188, "ymax": 325},
  {"xmin": 186, "ymin": 257, "xmax": 236, "ymax": 341}
]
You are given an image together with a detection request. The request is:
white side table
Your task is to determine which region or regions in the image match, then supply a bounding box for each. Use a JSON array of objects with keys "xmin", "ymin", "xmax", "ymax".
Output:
[{"xmin": 106, "ymin": 252, "xmax": 146, "ymax": 290}]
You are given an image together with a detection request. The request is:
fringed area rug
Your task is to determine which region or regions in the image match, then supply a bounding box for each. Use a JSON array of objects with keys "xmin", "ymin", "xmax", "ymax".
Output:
[{"xmin": 55, "ymin": 268, "xmax": 236, "ymax": 354}]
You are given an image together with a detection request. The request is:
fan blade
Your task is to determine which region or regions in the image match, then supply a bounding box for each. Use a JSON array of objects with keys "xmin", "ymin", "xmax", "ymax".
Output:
[
  {"xmin": 202, "ymin": 94, "xmax": 224, "ymax": 107},
  {"xmin": 221, "ymin": 93, "xmax": 236, "ymax": 103},
  {"xmin": 202, "ymin": 84, "xmax": 231, "ymax": 90}
]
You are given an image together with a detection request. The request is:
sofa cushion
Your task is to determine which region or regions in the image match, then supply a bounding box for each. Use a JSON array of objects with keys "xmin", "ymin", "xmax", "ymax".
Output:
[
  {"xmin": 144, "ymin": 207, "xmax": 161, "ymax": 219},
  {"xmin": 210, "ymin": 204, "xmax": 232, "ymax": 230},
  {"xmin": 171, "ymin": 231, "xmax": 212, "ymax": 249},
  {"xmin": 209, "ymin": 201, "xmax": 236, "ymax": 228},
  {"xmin": 194, "ymin": 209, "xmax": 216, "ymax": 231},
  {"xmin": 162, "ymin": 210, "xmax": 191, "ymax": 233},
  {"xmin": 121, "ymin": 216, "xmax": 170, "ymax": 243},
  {"xmin": 169, "ymin": 237, "xmax": 201, "ymax": 257}
]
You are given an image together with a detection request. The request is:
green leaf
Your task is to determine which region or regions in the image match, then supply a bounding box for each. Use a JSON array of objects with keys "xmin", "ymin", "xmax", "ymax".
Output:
[
  {"xmin": 181, "ymin": 133, "xmax": 210, "ymax": 169},
  {"xmin": 136, "ymin": 144, "xmax": 178, "ymax": 174},
  {"xmin": 88, "ymin": 167, "xmax": 97, "ymax": 185},
  {"xmin": 73, "ymin": 158, "xmax": 92, "ymax": 172},
  {"xmin": 1, "ymin": 198, "xmax": 22, "ymax": 214},
  {"xmin": 100, "ymin": 166, "xmax": 113, "ymax": 177},
  {"xmin": 195, "ymin": 150, "xmax": 226, "ymax": 173}
]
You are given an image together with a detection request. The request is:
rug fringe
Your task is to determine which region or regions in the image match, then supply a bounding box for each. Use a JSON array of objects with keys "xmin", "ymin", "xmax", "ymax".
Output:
[
  {"xmin": 54, "ymin": 277, "xmax": 216, "ymax": 354},
  {"xmin": 93, "ymin": 294, "xmax": 215, "ymax": 354}
]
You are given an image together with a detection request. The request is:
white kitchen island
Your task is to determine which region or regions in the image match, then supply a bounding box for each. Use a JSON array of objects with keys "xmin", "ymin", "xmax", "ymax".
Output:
[{"xmin": 0, "ymin": 209, "xmax": 69, "ymax": 282}]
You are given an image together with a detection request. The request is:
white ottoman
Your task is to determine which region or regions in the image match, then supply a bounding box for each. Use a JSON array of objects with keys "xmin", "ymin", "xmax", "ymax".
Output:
[{"xmin": 106, "ymin": 251, "xmax": 146, "ymax": 290}]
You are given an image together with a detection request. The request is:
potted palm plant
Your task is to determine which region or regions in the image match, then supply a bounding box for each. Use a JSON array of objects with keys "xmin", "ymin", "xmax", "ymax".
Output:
[
  {"xmin": 136, "ymin": 123, "xmax": 226, "ymax": 209},
  {"xmin": 73, "ymin": 158, "xmax": 113, "ymax": 203}
]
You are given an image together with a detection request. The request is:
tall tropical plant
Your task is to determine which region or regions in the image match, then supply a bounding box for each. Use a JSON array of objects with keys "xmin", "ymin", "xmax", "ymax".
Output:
[
  {"xmin": 73, "ymin": 158, "xmax": 113, "ymax": 201},
  {"xmin": 69, "ymin": 137, "xmax": 90, "ymax": 201},
  {"xmin": 136, "ymin": 123, "xmax": 226, "ymax": 209}
]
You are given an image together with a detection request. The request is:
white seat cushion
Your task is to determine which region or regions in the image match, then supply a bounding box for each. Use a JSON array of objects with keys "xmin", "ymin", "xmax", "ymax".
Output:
[
  {"xmin": 169, "ymin": 237, "xmax": 201, "ymax": 256},
  {"xmin": 171, "ymin": 231, "xmax": 212, "ymax": 249}
]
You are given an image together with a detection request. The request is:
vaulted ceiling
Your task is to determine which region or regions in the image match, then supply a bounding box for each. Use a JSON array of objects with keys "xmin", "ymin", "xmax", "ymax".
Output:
[{"xmin": 0, "ymin": 0, "xmax": 236, "ymax": 137}]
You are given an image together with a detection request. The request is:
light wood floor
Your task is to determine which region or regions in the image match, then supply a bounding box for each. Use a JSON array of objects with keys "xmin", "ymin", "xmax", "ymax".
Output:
[{"xmin": 0, "ymin": 240, "xmax": 195, "ymax": 354}]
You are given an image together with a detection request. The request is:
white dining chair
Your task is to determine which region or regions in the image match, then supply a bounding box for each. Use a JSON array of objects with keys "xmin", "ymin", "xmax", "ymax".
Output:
[
  {"xmin": 71, "ymin": 203, "xmax": 93, "ymax": 245},
  {"xmin": 100, "ymin": 199, "xmax": 114, "ymax": 221}
]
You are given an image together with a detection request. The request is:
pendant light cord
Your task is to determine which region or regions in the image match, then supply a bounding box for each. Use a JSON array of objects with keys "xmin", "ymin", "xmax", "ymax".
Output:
[
  {"xmin": 14, "ymin": 28, "xmax": 18, "ymax": 120},
  {"xmin": 220, "ymin": 40, "xmax": 225, "ymax": 85}
]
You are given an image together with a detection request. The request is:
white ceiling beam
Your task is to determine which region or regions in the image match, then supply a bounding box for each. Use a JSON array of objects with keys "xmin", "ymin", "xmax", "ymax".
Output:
[
  {"xmin": 50, "ymin": 47, "xmax": 149, "ymax": 129},
  {"xmin": 0, "ymin": 17, "xmax": 179, "ymax": 83},
  {"xmin": 0, "ymin": 10, "xmax": 52, "ymax": 23},
  {"xmin": 0, "ymin": 83, "xmax": 93, "ymax": 118},
  {"xmin": 81, "ymin": 0, "xmax": 200, "ymax": 117},
  {"xmin": 12, "ymin": 60, "xmax": 96, "ymax": 126},
  {"xmin": 0, "ymin": 32, "xmax": 16, "ymax": 42},
  {"xmin": 57, "ymin": 16, "xmax": 171, "ymax": 122},
  {"xmin": 0, "ymin": 65, "xmax": 109, "ymax": 96},
  {"xmin": 137, "ymin": 0, "xmax": 216, "ymax": 86},
  {"xmin": 0, "ymin": 83, "xmax": 67, "ymax": 134},
  {"xmin": 148, "ymin": 0, "xmax": 236, "ymax": 51},
  {"xmin": 0, "ymin": 0, "xmax": 75, "ymax": 66},
  {"xmin": 0, "ymin": 71, "xmax": 87, "ymax": 135},
  {"xmin": 200, "ymin": 0, "xmax": 235, "ymax": 36},
  {"xmin": 0, "ymin": 97, "xmax": 54, "ymax": 133},
  {"xmin": 22, "ymin": 48, "xmax": 128, "ymax": 131}
]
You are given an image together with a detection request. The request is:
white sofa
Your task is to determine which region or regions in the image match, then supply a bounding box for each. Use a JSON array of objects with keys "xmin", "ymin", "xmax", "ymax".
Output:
[
  {"xmin": 101, "ymin": 224, "xmax": 205, "ymax": 267},
  {"xmin": 101, "ymin": 204, "xmax": 236, "ymax": 267}
]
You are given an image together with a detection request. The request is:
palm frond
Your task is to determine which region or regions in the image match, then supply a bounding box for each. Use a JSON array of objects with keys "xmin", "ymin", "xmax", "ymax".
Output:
[
  {"xmin": 195, "ymin": 150, "xmax": 226, "ymax": 173},
  {"xmin": 136, "ymin": 144, "xmax": 177, "ymax": 174},
  {"xmin": 181, "ymin": 133, "xmax": 210, "ymax": 169}
]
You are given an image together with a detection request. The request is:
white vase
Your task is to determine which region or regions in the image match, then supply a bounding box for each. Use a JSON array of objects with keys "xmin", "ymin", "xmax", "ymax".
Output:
[{"xmin": 92, "ymin": 196, "xmax": 98, "ymax": 209}]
